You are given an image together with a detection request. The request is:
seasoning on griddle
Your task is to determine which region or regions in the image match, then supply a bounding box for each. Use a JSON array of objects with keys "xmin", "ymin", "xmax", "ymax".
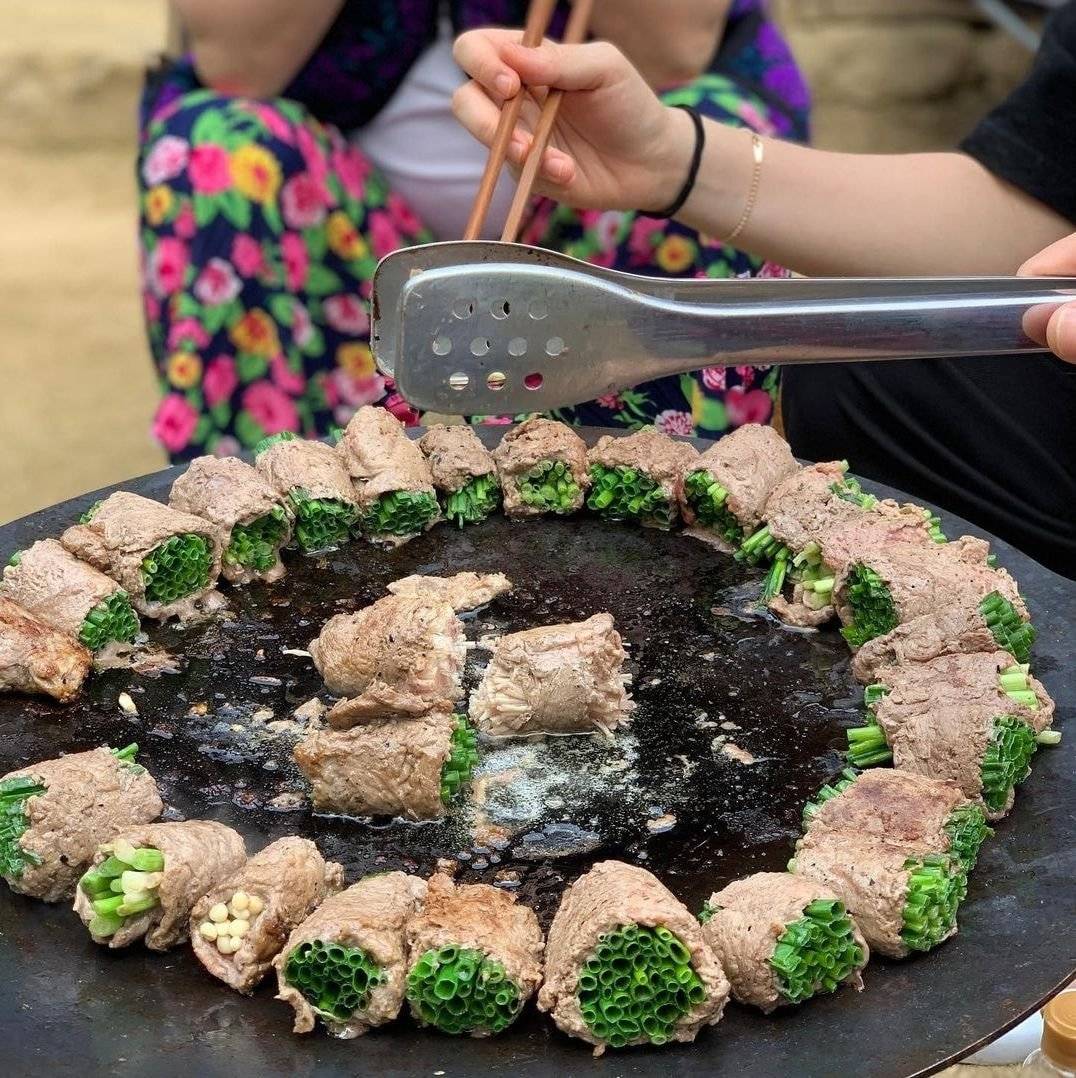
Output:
[
  {"xmin": 0, "ymin": 596, "xmax": 92, "ymax": 701},
  {"xmin": 418, "ymin": 424, "xmax": 501, "ymax": 527},
  {"xmin": 699, "ymin": 872, "xmax": 868, "ymax": 1012},
  {"xmin": 169, "ymin": 455, "xmax": 293, "ymax": 585},
  {"xmin": 406, "ymin": 873, "xmax": 543, "ymax": 1037},
  {"xmin": 275, "ymin": 871, "xmax": 427, "ymax": 1037},
  {"xmin": 190, "ymin": 837, "xmax": 343, "ymax": 994},
  {"xmin": 469, "ymin": 613, "xmax": 634, "ymax": 738},
  {"xmin": 386, "ymin": 570, "xmax": 512, "ymax": 612},
  {"xmin": 539, "ymin": 860, "xmax": 729, "ymax": 1052},
  {"xmin": 1, "ymin": 745, "xmax": 162, "ymax": 902},
  {"xmin": 60, "ymin": 491, "xmax": 224, "ymax": 621},
  {"xmin": 492, "ymin": 417, "xmax": 590, "ymax": 518}
]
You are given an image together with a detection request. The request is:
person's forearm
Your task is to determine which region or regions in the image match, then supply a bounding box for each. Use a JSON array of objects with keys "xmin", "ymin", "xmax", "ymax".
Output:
[
  {"xmin": 677, "ymin": 120, "xmax": 1072, "ymax": 276},
  {"xmin": 174, "ymin": 0, "xmax": 343, "ymax": 97}
]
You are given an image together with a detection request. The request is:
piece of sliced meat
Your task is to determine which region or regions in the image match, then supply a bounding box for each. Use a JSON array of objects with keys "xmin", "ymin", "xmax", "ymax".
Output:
[
  {"xmin": 337, "ymin": 405, "xmax": 437, "ymax": 508},
  {"xmin": 419, "ymin": 424, "xmax": 496, "ymax": 493},
  {"xmin": 386, "ymin": 571, "xmax": 512, "ymax": 612},
  {"xmin": 0, "ymin": 597, "xmax": 91, "ymax": 701},
  {"xmin": 492, "ymin": 417, "xmax": 590, "ymax": 518},
  {"xmin": 470, "ymin": 613, "xmax": 633, "ymax": 737},
  {"xmin": 255, "ymin": 436, "xmax": 359, "ymax": 507},
  {"xmin": 326, "ymin": 681, "xmax": 433, "ymax": 727}
]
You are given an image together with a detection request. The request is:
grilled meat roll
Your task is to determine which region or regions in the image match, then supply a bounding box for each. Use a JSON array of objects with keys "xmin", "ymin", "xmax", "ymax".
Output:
[
  {"xmin": 419, "ymin": 424, "xmax": 501, "ymax": 527},
  {"xmin": 0, "ymin": 596, "xmax": 91, "ymax": 700},
  {"xmin": 386, "ymin": 571, "xmax": 512, "ymax": 612},
  {"xmin": 492, "ymin": 417, "xmax": 590, "ymax": 518}
]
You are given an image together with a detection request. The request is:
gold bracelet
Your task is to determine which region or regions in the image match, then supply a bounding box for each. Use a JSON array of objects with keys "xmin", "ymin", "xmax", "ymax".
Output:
[{"xmin": 725, "ymin": 133, "xmax": 764, "ymax": 243}]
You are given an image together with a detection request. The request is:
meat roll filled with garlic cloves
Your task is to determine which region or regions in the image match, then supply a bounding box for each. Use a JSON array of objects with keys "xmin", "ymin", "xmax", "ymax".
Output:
[
  {"xmin": 539, "ymin": 860, "xmax": 728, "ymax": 1052},
  {"xmin": 61, "ymin": 492, "xmax": 224, "ymax": 621},
  {"xmin": 492, "ymin": 417, "xmax": 590, "ymax": 518},
  {"xmin": 405, "ymin": 873, "xmax": 543, "ymax": 1038},
  {"xmin": 191, "ymin": 837, "xmax": 343, "ymax": 993},
  {"xmin": 470, "ymin": 613, "xmax": 633, "ymax": 738},
  {"xmin": 169, "ymin": 455, "xmax": 292, "ymax": 585},
  {"xmin": 1, "ymin": 745, "xmax": 162, "ymax": 902},
  {"xmin": 0, "ymin": 597, "xmax": 91, "ymax": 701},
  {"xmin": 386, "ymin": 571, "xmax": 512, "ymax": 612},
  {"xmin": 699, "ymin": 872, "xmax": 868, "ymax": 1012},
  {"xmin": 275, "ymin": 871, "xmax": 427, "ymax": 1037},
  {"xmin": 74, "ymin": 820, "xmax": 246, "ymax": 950},
  {"xmin": 419, "ymin": 424, "xmax": 501, "ymax": 527},
  {"xmin": 2, "ymin": 539, "xmax": 141, "ymax": 652}
]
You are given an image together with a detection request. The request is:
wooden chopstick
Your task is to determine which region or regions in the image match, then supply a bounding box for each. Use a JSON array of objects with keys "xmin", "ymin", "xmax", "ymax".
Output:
[
  {"xmin": 500, "ymin": 0, "xmax": 594, "ymax": 242},
  {"xmin": 462, "ymin": 0, "xmax": 559, "ymax": 241}
]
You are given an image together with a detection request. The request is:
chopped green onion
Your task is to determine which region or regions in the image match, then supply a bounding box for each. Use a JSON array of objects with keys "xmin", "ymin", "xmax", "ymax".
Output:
[
  {"xmin": 901, "ymin": 855, "xmax": 964, "ymax": 952},
  {"xmin": 979, "ymin": 591, "xmax": 1035, "ymax": 665},
  {"xmin": 516, "ymin": 459, "xmax": 582, "ymax": 515},
  {"xmin": 980, "ymin": 715, "xmax": 1037, "ymax": 812},
  {"xmin": 141, "ymin": 534, "xmax": 212, "ymax": 605},
  {"xmin": 287, "ymin": 489, "xmax": 357, "ymax": 553},
  {"xmin": 440, "ymin": 715, "xmax": 479, "ymax": 804},
  {"xmin": 362, "ymin": 490, "xmax": 439, "ymax": 538},
  {"xmin": 683, "ymin": 470, "xmax": 743, "ymax": 544},
  {"xmin": 78, "ymin": 591, "xmax": 140, "ymax": 651},
  {"xmin": 772, "ymin": 899, "xmax": 864, "ymax": 1004},
  {"xmin": 443, "ymin": 474, "xmax": 501, "ymax": 528},
  {"xmin": 224, "ymin": 506, "xmax": 290, "ymax": 572},
  {"xmin": 840, "ymin": 564, "xmax": 898, "ymax": 648},
  {"xmin": 0, "ymin": 776, "xmax": 47, "ymax": 879},
  {"xmin": 586, "ymin": 465, "xmax": 673, "ymax": 528},
  {"xmin": 285, "ymin": 938, "xmax": 386, "ymax": 1023},
  {"xmin": 408, "ymin": 946, "xmax": 522, "ymax": 1035}
]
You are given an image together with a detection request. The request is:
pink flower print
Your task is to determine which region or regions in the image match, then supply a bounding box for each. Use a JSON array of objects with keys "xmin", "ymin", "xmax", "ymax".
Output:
[
  {"xmin": 701, "ymin": 366, "xmax": 727, "ymax": 392},
  {"xmin": 726, "ymin": 386, "xmax": 774, "ymax": 426},
  {"xmin": 332, "ymin": 145, "xmax": 370, "ymax": 202},
  {"xmin": 323, "ymin": 294, "xmax": 369, "ymax": 335},
  {"xmin": 595, "ymin": 393, "xmax": 625, "ymax": 410},
  {"xmin": 594, "ymin": 210, "xmax": 626, "ymax": 250},
  {"xmin": 248, "ymin": 103, "xmax": 294, "ymax": 144},
  {"xmin": 143, "ymin": 291, "xmax": 161, "ymax": 324},
  {"xmin": 297, "ymin": 124, "xmax": 328, "ymax": 179},
  {"xmin": 291, "ymin": 300, "xmax": 315, "ymax": 347},
  {"xmin": 654, "ymin": 409, "xmax": 695, "ymax": 436},
  {"xmin": 271, "ymin": 353, "xmax": 306, "ymax": 395},
  {"xmin": 627, "ymin": 216, "xmax": 666, "ymax": 266},
  {"xmin": 142, "ymin": 135, "xmax": 189, "ymax": 186},
  {"xmin": 281, "ymin": 172, "xmax": 326, "ymax": 230},
  {"xmin": 734, "ymin": 365, "xmax": 756, "ymax": 388},
  {"xmin": 193, "ymin": 258, "xmax": 242, "ymax": 306},
  {"xmin": 202, "ymin": 354, "xmax": 238, "ymax": 407},
  {"xmin": 479, "ymin": 415, "xmax": 514, "ymax": 426},
  {"xmin": 331, "ymin": 369, "xmax": 387, "ymax": 409},
  {"xmin": 756, "ymin": 260, "xmax": 790, "ymax": 280},
  {"xmin": 231, "ymin": 234, "xmax": 267, "ymax": 278},
  {"xmin": 367, "ymin": 211, "xmax": 401, "ymax": 260},
  {"xmin": 188, "ymin": 144, "xmax": 231, "ymax": 194},
  {"xmin": 386, "ymin": 192, "xmax": 422, "ymax": 235},
  {"xmin": 383, "ymin": 391, "xmax": 420, "ymax": 426},
  {"xmin": 173, "ymin": 201, "xmax": 196, "ymax": 239},
  {"xmin": 152, "ymin": 393, "xmax": 199, "ymax": 453},
  {"xmin": 281, "ymin": 233, "xmax": 309, "ymax": 291},
  {"xmin": 737, "ymin": 101, "xmax": 778, "ymax": 137},
  {"xmin": 212, "ymin": 435, "xmax": 241, "ymax": 457},
  {"xmin": 167, "ymin": 317, "xmax": 210, "ymax": 351},
  {"xmin": 148, "ymin": 237, "xmax": 189, "ymax": 297},
  {"xmin": 242, "ymin": 381, "xmax": 299, "ymax": 434}
]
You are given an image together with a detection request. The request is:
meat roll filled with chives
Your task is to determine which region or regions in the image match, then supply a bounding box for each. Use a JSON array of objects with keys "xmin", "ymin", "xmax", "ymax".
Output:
[
  {"xmin": 61, "ymin": 492, "xmax": 224, "ymax": 620},
  {"xmin": 790, "ymin": 830, "xmax": 965, "ymax": 959},
  {"xmin": 539, "ymin": 860, "xmax": 729, "ymax": 1052},
  {"xmin": 275, "ymin": 871, "xmax": 427, "ymax": 1037},
  {"xmin": 293, "ymin": 711, "xmax": 479, "ymax": 820},
  {"xmin": 386, "ymin": 571, "xmax": 512, "ymax": 612},
  {"xmin": 469, "ymin": 613, "xmax": 634, "ymax": 738},
  {"xmin": 0, "ymin": 596, "xmax": 91, "ymax": 701},
  {"xmin": 586, "ymin": 428, "xmax": 699, "ymax": 529},
  {"xmin": 254, "ymin": 433, "xmax": 359, "ymax": 554},
  {"xmin": 844, "ymin": 650, "xmax": 1054, "ymax": 818},
  {"xmin": 419, "ymin": 424, "xmax": 501, "ymax": 527},
  {"xmin": 169, "ymin": 455, "xmax": 292, "ymax": 585},
  {"xmin": 2, "ymin": 539, "xmax": 141, "ymax": 651},
  {"xmin": 803, "ymin": 768, "xmax": 992, "ymax": 873},
  {"xmin": 74, "ymin": 820, "xmax": 246, "ymax": 950},
  {"xmin": 406, "ymin": 873, "xmax": 543, "ymax": 1037},
  {"xmin": 492, "ymin": 417, "xmax": 590, "ymax": 518},
  {"xmin": 337, "ymin": 406, "xmax": 439, "ymax": 544},
  {"xmin": 1, "ymin": 745, "xmax": 162, "ymax": 902},
  {"xmin": 699, "ymin": 872, "xmax": 868, "ymax": 1012},
  {"xmin": 191, "ymin": 837, "xmax": 344, "ymax": 994}
]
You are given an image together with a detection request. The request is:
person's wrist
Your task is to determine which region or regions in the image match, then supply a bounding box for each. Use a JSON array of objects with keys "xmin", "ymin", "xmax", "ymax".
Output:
[{"xmin": 638, "ymin": 104, "xmax": 697, "ymax": 214}]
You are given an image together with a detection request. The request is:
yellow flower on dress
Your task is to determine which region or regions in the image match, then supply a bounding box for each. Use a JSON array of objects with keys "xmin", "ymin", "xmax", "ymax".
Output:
[
  {"xmin": 230, "ymin": 144, "xmax": 282, "ymax": 205},
  {"xmin": 336, "ymin": 342, "xmax": 376, "ymax": 379},
  {"xmin": 326, "ymin": 211, "xmax": 368, "ymax": 261},
  {"xmin": 166, "ymin": 350, "xmax": 202, "ymax": 389},
  {"xmin": 229, "ymin": 308, "xmax": 280, "ymax": 357},
  {"xmin": 144, "ymin": 185, "xmax": 174, "ymax": 226},
  {"xmin": 654, "ymin": 234, "xmax": 697, "ymax": 273}
]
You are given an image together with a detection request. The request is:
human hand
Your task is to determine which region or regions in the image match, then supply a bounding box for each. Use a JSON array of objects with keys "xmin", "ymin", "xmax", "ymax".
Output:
[
  {"xmin": 1019, "ymin": 233, "xmax": 1076, "ymax": 363},
  {"xmin": 452, "ymin": 29, "xmax": 695, "ymax": 213}
]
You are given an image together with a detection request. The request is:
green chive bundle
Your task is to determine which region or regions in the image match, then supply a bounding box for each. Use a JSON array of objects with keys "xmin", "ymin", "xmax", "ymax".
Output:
[
  {"xmin": 683, "ymin": 470, "xmax": 743, "ymax": 545},
  {"xmin": 943, "ymin": 804, "xmax": 992, "ymax": 872},
  {"xmin": 980, "ymin": 715, "xmax": 1037, "ymax": 812},
  {"xmin": 440, "ymin": 715, "xmax": 479, "ymax": 805},
  {"xmin": 900, "ymin": 854, "xmax": 964, "ymax": 952},
  {"xmin": 845, "ymin": 684, "xmax": 893, "ymax": 768},
  {"xmin": 79, "ymin": 501, "xmax": 103, "ymax": 525},
  {"xmin": 79, "ymin": 840, "xmax": 165, "ymax": 938},
  {"xmin": 771, "ymin": 899, "xmax": 864, "ymax": 1004},
  {"xmin": 443, "ymin": 474, "xmax": 501, "ymax": 528},
  {"xmin": 586, "ymin": 465, "xmax": 674, "ymax": 527},
  {"xmin": 840, "ymin": 564, "xmax": 898, "ymax": 648},
  {"xmin": 737, "ymin": 524, "xmax": 788, "ymax": 567},
  {"xmin": 980, "ymin": 592, "xmax": 1036, "ymax": 664},
  {"xmin": 576, "ymin": 924, "xmax": 706, "ymax": 1048},
  {"xmin": 284, "ymin": 939, "xmax": 386, "ymax": 1022},
  {"xmin": 141, "ymin": 534, "xmax": 212, "ymax": 605},
  {"xmin": 224, "ymin": 506, "xmax": 290, "ymax": 572},
  {"xmin": 78, "ymin": 591, "xmax": 140, "ymax": 651},
  {"xmin": 287, "ymin": 489, "xmax": 357, "ymax": 553},
  {"xmin": 517, "ymin": 460, "xmax": 581, "ymax": 515},
  {"xmin": 998, "ymin": 663, "xmax": 1039, "ymax": 710},
  {"xmin": 362, "ymin": 490, "xmax": 439, "ymax": 537},
  {"xmin": 0, "ymin": 776, "xmax": 46, "ymax": 879},
  {"xmin": 802, "ymin": 768, "xmax": 860, "ymax": 827},
  {"xmin": 407, "ymin": 945, "xmax": 522, "ymax": 1035}
]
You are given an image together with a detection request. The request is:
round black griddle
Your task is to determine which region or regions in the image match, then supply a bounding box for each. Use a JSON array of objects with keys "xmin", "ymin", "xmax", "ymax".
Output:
[{"xmin": 0, "ymin": 429, "xmax": 1072, "ymax": 1078}]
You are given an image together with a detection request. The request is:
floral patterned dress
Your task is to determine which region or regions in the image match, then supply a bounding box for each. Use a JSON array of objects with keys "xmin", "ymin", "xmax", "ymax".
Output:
[{"xmin": 139, "ymin": 0, "xmax": 809, "ymax": 460}]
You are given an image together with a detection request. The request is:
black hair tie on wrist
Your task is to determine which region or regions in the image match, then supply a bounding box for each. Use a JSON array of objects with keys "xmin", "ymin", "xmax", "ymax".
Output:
[{"xmin": 637, "ymin": 105, "xmax": 705, "ymax": 220}]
